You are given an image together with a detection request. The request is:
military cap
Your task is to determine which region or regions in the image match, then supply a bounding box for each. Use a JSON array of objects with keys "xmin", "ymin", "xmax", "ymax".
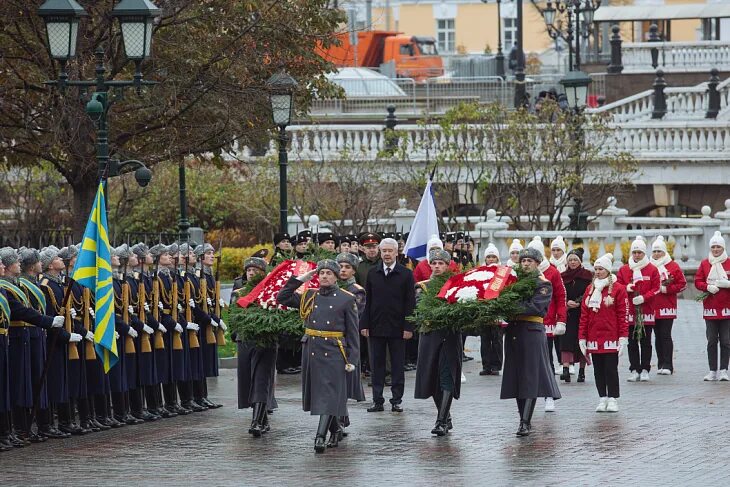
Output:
[
  {"xmin": 298, "ymin": 230, "xmax": 312, "ymax": 239},
  {"xmin": 381, "ymin": 232, "xmax": 395, "ymax": 240},
  {"xmin": 439, "ymin": 232, "xmax": 445, "ymax": 241},
  {"xmin": 149, "ymin": 244, "xmax": 170, "ymax": 258},
  {"xmin": 336, "ymin": 252, "xmax": 359, "ymax": 268},
  {"xmin": 395, "ymin": 232, "xmax": 404, "ymax": 242},
  {"xmin": 336, "ymin": 235, "xmax": 350, "ymax": 245},
  {"xmin": 194, "ymin": 243, "xmax": 215, "ymax": 257},
  {"xmin": 519, "ymin": 247, "xmax": 543, "ymax": 263},
  {"xmin": 403, "ymin": 232, "xmax": 410, "ymax": 241},
  {"xmin": 19, "ymin": 248, "xmax": 41, "ymax": 269},
  {"xmin": 316, "ymin": 259, "xmax": 339, "ymax": 274},
  {"xmin": 317, "ymin": 232, "xmax": 336, "ymax": 244},
  {"xmin": 428, "ymin": 248, "xmax": 452, "ymax": 264},
  {"xmin": 131, "ymin": 243, "xmax": 149, "ymax": 260},
  {"xmin": 347, "ymin": 234, "xmax": 357, "ymax": 242},
  {"xmin": 114, "ymin": 244, "xmax": 133, "ymax": 259},
  {"xmin": 166, "ymin": 243, "xmax": 179, "ymax": 255},
  {"xmin": 445, "ymin": 232, "xmax": 457, "ymax": 243},
  {"xmin": 464, "ymin": 235, "xmax": 473, "ymax": 243},
  {"xmin": 359, "ymin": 232, "xmax": 381, "ymax": 246},
  {"xmin": 57, "ymin": 245, "xmax": 78, "ymax": 262},
  {"xmin": 178, "ymin": 242, "xmax": 194, "ymax": 255},
  {"xmin": 244, "ymin": 257, "xmax": 267, "ymax": 273},
  {"xmin": 295, "ymin": 233, "xmax": 309, "ymax": 245},
  {"xmin": 0, "ymin": 247, "xmax": 19, "ymax": 267},
  {"xmin": 273, "ymin": 233, "xmax": 291, "ymax": 246},
  {"xmin": 40, "ymin": 246, "xmax": 59, "ymax": 270}
]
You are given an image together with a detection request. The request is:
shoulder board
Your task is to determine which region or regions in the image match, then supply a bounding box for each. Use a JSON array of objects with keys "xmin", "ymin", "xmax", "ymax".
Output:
[
  {"xmin": 339, "ymin": 288, "xmax": 354, "ymax": 297},
  {"xmin": 416, "ymin": 279, "xmax": 430, "ymax": 286},
  {"xmin": 352, "ymin": 283, "xmax": 364, "ymax": 290},
  {"xmin": 41, "ymin": 278, "xmax": 49, "ymax": 286}
]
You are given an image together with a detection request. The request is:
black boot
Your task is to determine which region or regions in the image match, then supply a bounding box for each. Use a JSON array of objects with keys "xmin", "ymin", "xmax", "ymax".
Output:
[
  {"xmin": 516, "ymin": 398, "xmax": 536, "ymax": 437},
  {"xmin": 76, "ymin": 398, "xmax": 96, "ymax": 433},
  {"xmin": 38, "ymin": 406, "xmax": 71, "ymax": 439},
  {"xmin": 248, "ymin": 403, "xmax": 266, "ymax": 437},
  {"xmin": 560, "ymin": 366, "xmax": 571, "ymax": 383},
  {"xmin": 201, "ymin": 379, "xmax": 222, "ymax": 408},
  {"xmin": 339, "ymin": 416, "xmax": 349, "ymax": 437},
  {"xmin": 57, "ymin": 402, "xmax": 85, "ymax": 435},
  {"xmin": 314, "ymin": 415, "xmax": 331, "ymax": 453},
  {"xmin": 164, "ymin": 383, "xmax": 189, "ymax": 415},
  {"xmin": 577, "ymin": 368, "xmax": 586, "ymax": 383},
  {"xmin": 85, "ymin": 398, "xmax": 106, "ymax": 431},
  {"xmin": 179, "ymin": 381, "xmax": 205, "ymax": 412},
  {"xmin": 327, "ymin": 417, "xmax": 340, "ymax": 448},
  {"xmin": 431, "ymin": 391, "xmax": 453, "ymax": 436},
  {"xmin": 192, "ymin": 380, "xmax": 209, "ymax": 410},
  {"xmin": 0, "ymin": 412, "xmax": 19, "ymax": 449}
]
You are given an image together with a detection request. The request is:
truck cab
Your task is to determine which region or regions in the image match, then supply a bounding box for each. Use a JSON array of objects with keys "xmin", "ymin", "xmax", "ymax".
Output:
[{"xmin": 383, "ymin": 35, "xmax": 444, "ymax": 82}]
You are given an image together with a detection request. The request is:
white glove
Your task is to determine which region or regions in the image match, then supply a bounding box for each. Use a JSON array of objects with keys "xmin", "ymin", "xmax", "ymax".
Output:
[
  {"xmin": 717, "ymin": 279, "xmax": 730, "ymax": 289},
  {"xmin": 89, "ymin": 307, "xmax": 95, "ymax": 318},
  {"xmin": 128, "ymin": 328, "xmax": 139, "ymax": 338},
  {"xmin": 143, "ymin": 324, "xmax": 154, "ymax": 334},
  {"xmin": 626, "ymin": 283, "xmax": 635, "ymax": 293},
  {"xmin": 128, "ymin": 305, "xmax": 135, "ymax": 315},
  {"xmin": 219, "ymin": 298, "xmax": 226, "ymax": 308},
  {"xmin": 297, "ymin": 269, "xmax": 316, "ymax": 282},
  {"xmin": 174, "ymin": 323, "xmax": 184, "ymax": 334},
  {"xmin": 207, "ymin": 297, "xmax": 213, "ymax": 307},
  {"xmin": 85, "ymin": 331, "xmax": 94, "ymax": 342},
  {"xmin": 554, "ymin": 322, "xmax": 567, "ymax": 336},
  {"xmin": 618, "ymin": 336, "xmax": 629, "ymax": 357},
  {"xmin": 660, "ymin": 285, "xmax": 667, "ymax": 294},
  {"xmin": 632, "ymin": 295, "xmax": 644, "ymax": 306},
  {"xmin": 52, "ymin": 316, "xmax": 64, "ymax": 328},
  {"xmin": 158, "ymin": 301, "xmax": 164, "ymax": 310},
  {"xmin": 220, "ymin": 319, "xmax": 227, "ymax": 331},
  {"xmin": 708, "ymin": 284, "xmax": 720, "ymax": 294},
  {"xmin": 189, "ymin": 298, "xmax": 196, "ymax": 309},
  {"xmin": 68, "ymin": 333, "xmax": 82, "ymax": 343},
  {"xmin": 177, "ymin": 304, "xmax": 183, "ymax": 312},
  {"xmin": 158, "ymin": 323, "xmax": 167, "ymax": 333},
  {"xmin": 579, "ymin": 339, "xmax": 587, "ymax": 357},
  {"xmin": 144, "ymin": 302, "xmax": 150, "ymax": 313},
  {"xmin": 70, "ymin": 308, "xmax": 77, "ymax": 319},
  {"xmin": 186, "ymin": 322, "xmax": 200, "ymax": 332},
  {"xmin": 114, "ymin": 331, "xmax": 120, "ymax": 340},
  {"xmin": 345, "ymin": 363, "xmax": 356, "ymax": 373},
  {"xmin": 211, "ymin": 320, "xmax": 219, "ymax": 328}
]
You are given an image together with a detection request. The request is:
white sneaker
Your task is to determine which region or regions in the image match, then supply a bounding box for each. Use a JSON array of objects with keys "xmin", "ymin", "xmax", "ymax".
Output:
[
  {"xmin": 606, "ymin": 397, "xmax": 619, "ymax": 412},
  {"xmin": 704, "ymin": 371, "xmax": 718, "ymax": 381},
  {"xmin": 719, "ymin": 370, "xmax": 729, "ymax": 381},
  {"xmin": 544, "ymin": 397, "xmax": 555, "ymax": 412},
  {"xmin": 554, "ymin": 364, "xmax": 562, "ymax": 375},
  {"xmin": 640, "ymin": 370, "xmax": 650, "ymax": 381},
  {"xmin": 569, "ymin": 364, "xmax": 576, "ymax": 375},
  {"xmin": 627, "ymin": 371, "xmax": 639, "ymax": 382},
  {"xmin": 461, "ymin": 372, "xmax": 467, "ymax": 383},
  {"xmin": 660, "ymin": 369, "xmax": 671, "ymax": 375},
  {"xmin": 595, "ymin": 397, "xmax": 608, "ymax": 412}
]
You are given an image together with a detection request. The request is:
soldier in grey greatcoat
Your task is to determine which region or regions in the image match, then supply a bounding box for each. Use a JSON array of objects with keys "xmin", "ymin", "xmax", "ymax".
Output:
[
  {"xmin": 413, "ymin": 249, "xmax": 463, "ymax": 437},
  {"xmin": 501, "ymin": 248, "xmax": 562, "ymax": 437},
  {"xmin": 277, "ymin": 259, "xmax": 360, "ymax": 453}
]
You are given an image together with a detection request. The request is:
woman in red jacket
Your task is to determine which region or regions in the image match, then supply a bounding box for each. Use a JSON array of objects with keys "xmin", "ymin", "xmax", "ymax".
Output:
[
  {"xmin": 694, "ymin": 231, "xmax": 730, "ymax": 381},
  {"xmin": 616, "ymin": 236, "xmax": 661, "ymax": 382},
  {"xmin": 579, "ymin": 253, "xmax": 629, "ymax": 413},
  {"xmin": 650, "ymin": 236, "xmax": 686, "ymax": 376}
]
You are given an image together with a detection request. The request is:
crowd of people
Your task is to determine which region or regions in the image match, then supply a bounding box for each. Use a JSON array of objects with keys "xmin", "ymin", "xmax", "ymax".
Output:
[
  {"xmin": 0, "ymin": 242, "xmax": 226, "ymax": 452},
  {"xmin": 232, "ymin": 227, "xmax": 730, "ymax": 451}
]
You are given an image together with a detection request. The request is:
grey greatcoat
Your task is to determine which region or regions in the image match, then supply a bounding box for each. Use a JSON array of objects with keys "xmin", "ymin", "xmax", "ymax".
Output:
[
  {"xmin": 501, "ymin": 278, "xmax": 563, "ymax": 400},
  {"xmin": 236, "ymin": 340, "xmax": 278, "ymax": 410},
  {"xmin": 341, "ymin": 280, "xmax": 367, "ymax": 402},
  {"xmin": 277, "ymin": 277, "xmax": 360, "ymax": 416}
]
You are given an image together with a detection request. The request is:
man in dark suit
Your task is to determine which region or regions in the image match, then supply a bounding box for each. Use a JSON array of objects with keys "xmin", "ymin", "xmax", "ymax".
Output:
[{"xmin": 361, "ymin": 238, "xmax": 416, "ymax": 412}]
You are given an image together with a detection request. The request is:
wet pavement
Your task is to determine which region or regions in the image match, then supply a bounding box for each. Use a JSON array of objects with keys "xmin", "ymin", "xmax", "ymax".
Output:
[{"xmin": 5, "ymin": 299, "xmax": 730, "ymax": 485}]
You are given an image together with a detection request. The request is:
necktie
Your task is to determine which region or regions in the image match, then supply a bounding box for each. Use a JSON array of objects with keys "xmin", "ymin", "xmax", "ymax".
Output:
[{"xmin": 385, "ymin": 267, "xmax": 391, "ymax": 276}]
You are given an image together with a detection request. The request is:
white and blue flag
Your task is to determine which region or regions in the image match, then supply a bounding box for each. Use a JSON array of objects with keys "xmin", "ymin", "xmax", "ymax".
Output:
[{"xmin": 403, "ymin": 178, "xmax": 440, "ymax": 261}]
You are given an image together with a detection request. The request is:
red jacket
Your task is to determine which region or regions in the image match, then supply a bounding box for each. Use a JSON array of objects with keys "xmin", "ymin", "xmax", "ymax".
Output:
[
  {"xmin": 694, "ymin": 258, "xmax": 730, "ymax": 320},
  {"xmin": 413, "ymin": 258, "xmax": 460, "ymax": 282},
  {"xmin": 543, "ymin": 264, "xmax": 567, "ymax": 336},
  {"xmin": 579, "ymin": 281, "xmax": 629, "ymax": 354},
  {"xmin": 616, "ymin": 262, "xmax": 661, "ymax": 325},
  {"xmin": 653, "ymin": 260, "xmax": 686, "ymax": 319}
]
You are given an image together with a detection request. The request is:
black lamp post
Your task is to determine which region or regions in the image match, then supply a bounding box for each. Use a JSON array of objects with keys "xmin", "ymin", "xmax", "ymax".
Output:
[
  {"xmin": 543, "ymin": 0, "xmax": 601, "ymax": 70},
  {"xmin": 560, "ymin": 69, "xmax": 593, "ymax": 111},
  {"xmin": 38, "ymin": 0, "xmax": 158, "ymax": 206},
  {"xmin": 481, "ymin": 0, "xmax": 505, "ymax": 79},
  {"xmin": 266, "ymin": 70, "xmax": 299, "ymax": 234},
  {"xmin": 514, "ymin": 0, "xmax": 526, "ymax": 108}
]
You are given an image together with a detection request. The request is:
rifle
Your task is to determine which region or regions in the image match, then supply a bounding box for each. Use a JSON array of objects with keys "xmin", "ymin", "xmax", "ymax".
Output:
[
  {"xmin": 171, "ymin": 251, "xmax": 183, "ymax": 350},
  {"xmin": 151, "ymin": 253, "xmax": 164, "ymax": 350},
  {"xmin": 83, "ymin": 288, "xmax": 95, "ymax": 359},
  {"xmin": 62, "ymin": 260, "xmax": 79, "ymax": 360},
  {"xmin": 200, "ymin": 256, "xmax": 215, "ymax": 345},
  {"xmin": 214, "ymin": 238, "xmax": 226, "ymax": 346},
  {"xmin": 183, "ymin": 247, "xmax": 200, "ymax": 348},
  {"xmin": 136, "ymin": 265, "xmax": 152, "ymax": 353},
  {"xmin": 120, "ymin": 254, "xmax": 136, "ymax": 354}
]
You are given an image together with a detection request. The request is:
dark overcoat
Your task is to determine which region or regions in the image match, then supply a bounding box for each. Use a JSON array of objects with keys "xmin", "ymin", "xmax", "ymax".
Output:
[
  {"xmin": 342, "ymin": 281, "xmax": 366, "ymax": 402},
  {"xmin": 501, "ymin": 278, "xmax": 562, "ymax": 400},
  {"xmin": 236, "ymin": 340, "xmax": 277, "ymax": 409},
  {"xmin": 361, "ymin": 263, "xmax": 416, "ymax": 338},
  {"xmin": 277, "ymin": 277, "xmax": 360, "ymax": 416}
]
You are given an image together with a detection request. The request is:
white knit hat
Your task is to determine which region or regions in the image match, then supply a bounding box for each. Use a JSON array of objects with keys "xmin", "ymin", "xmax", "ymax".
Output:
[
  {"xmin": 508, "ymin": 239, "xmax": 523, "ymax": 253},
  {"xmin": 652, "ymin": 235, "xmax": 668, "ymax": 253},
  {"xmin": 550, "ymin": 235, "xmax": 566, "ymax": 252},
  {"xmin": 630, "ymin": 236, "xmax": 647, "ymax": 253},
  {"xmin": 594, "ymin": 253, "xmax": 613, "ymax": 270},
  {"xmin": 484, "ymin": 243, "xmax": 500, "ymax": 260},
  {"xmin": 710, "ymin": 231, "xmax": 726, "ymax": 249},
  {"xmin": 426, "ymin": 235, "xmax": 443, "ymax": 252},
  {"xmin": 527, "ymin": 236, "xmax": 545, "ymax": 256}
]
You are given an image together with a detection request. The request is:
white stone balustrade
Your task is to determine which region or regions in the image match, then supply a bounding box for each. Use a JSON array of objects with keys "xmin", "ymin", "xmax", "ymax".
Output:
[{"xmin": 622, "ymin": 41, "xmax": 730, "ymax": 73}]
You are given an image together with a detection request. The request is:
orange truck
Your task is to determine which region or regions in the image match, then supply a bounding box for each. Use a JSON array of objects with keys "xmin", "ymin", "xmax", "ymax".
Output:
[{"xmin": 320, "ymin": 31, "xmax": 444, "ymax": 83}]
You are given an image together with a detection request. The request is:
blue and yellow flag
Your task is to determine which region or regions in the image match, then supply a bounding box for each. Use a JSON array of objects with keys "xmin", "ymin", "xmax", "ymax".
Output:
[{"xmin": 72, "ymin": 183, "xmax": 117, "ymax": 372}]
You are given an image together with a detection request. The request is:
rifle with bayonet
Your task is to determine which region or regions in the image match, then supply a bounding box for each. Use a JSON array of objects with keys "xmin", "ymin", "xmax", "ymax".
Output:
[
  {"xmin": 214, "ymin": 239, "xmax": 226, "ymax": 345},
  {"xmin": 184, "ymin": 246, "xmax": 200, "ymax": 348},
  {"xmin": 62, "ymin": 258, "xmax": 79, "ymax": 360},
  {"xmin": 121, "ymin": 253, "xmax": 136, "ymax": 354},
  {"xmin": 171, "ymin": 250, "xmax": 183, "ymax": 350}
]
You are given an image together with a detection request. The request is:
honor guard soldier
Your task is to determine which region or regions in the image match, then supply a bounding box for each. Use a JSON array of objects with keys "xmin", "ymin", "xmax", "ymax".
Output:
[
  {"xmin": 347, "ymin": 235, "xmax": 360, "ymax": 258},
  {"xmin": 271, "ymin": 233, "xmax": 292, "ymax": 265},
  {"xmin": 277, "ymin": 259, "xmax": 360, "ymax": 453},
  {"xmin": 318, "ymin": 232, "xmax": 337, "ymax": 252},
  {"xmin": 294, "ymin": 232, "xmax": 310, "ymax": 259},
  {"xmin": 195, "ymin": 243, "xmax": 224, "ymax": 409},
  {"xmin": 355, "ymin": 232, "xmax": 382, "ymax": 287},
  {"xmin": 337, "ymin": 236, "xmax": 351, "ymax": 254}
]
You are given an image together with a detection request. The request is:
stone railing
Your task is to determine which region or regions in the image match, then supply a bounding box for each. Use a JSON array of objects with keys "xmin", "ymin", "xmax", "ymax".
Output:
[{"xmin": 622, "ymin": 41, "xmax": 730, "ymax": 73}]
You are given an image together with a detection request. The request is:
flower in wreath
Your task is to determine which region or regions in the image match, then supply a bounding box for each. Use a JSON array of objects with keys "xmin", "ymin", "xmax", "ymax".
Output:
[
  {"xmin": 437, "ymin": 264, "xmax": 517, "ymax": 303},
  {"xmin": 455, "ymin": 285, "xmax": 479, "ymax": 302},
  {"xmin": 463, "ymin": 270, "xmax": 495, "ymax": 283}
]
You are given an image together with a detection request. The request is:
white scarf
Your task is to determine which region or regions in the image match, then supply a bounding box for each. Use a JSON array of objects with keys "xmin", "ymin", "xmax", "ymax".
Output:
[
  {"xmin": 587, "ymin": 275, "xmax": 614, "ymax": 311},
  {"xmin": 538, "ymin": 259, "xmax": 550, "ymax": 273},
  {"xmin": 628, "ymin": 255, "xmax": 649, "ymax": 283},
  {"xmin": 650, "ymin": 254, "xmax": 671, "ymax": 280},
  {"xmin": 708, "ymin": 251, "xmax": 729, "ymax": 282},
  {"xmin": 550, "ymin": 254, "xmax": 567, "ymax": 273},
  {"xmin": 506, "ymin": 260, "xmax": 518, "ymax": 268}
]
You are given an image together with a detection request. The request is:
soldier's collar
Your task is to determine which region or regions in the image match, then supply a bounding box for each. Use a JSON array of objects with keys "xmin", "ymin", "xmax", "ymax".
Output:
[
  {"xmin": 0, "ymin": 276, "xmax": 18, "ymax": 285},
  {"xmin": 339, "ymin": 277, "xmax": 356, "ymax": 287},
  {"xmin": 21, "ymin": 273, "xmax": 38, "ymax": 283},
  {"xmin": 317, "ymin": 284, "xmax": 338, "ymax": 296},
  {"xmin": 43, "ymin": 273, "xmax": 63, "ymax": 284}
]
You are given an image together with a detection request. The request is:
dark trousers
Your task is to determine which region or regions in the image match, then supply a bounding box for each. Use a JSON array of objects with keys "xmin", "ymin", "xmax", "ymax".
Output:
[
  {"xmin": 369, "ymin": 336, "xmax": 405, "ymax": 405},
  {"xmin": 628, "ymin": 325, "xmax": 653, "ymax": 372},
  {"xmin": 654, "ymin": 319, "xmax": 675, "ymax": 371},
  {"xmin": 480, "ymin": 327, "xmax": 503, "ymax": 372},
  {"xmin": 405, "ymin": 331, "xmax": 419, "ymax": 364},
  {"xmin": 706, "ymin": 319, "xmax": 730, "ymax": 371},
  {"xmin": 592, "ymin": 353, "xmax": 620, "ymax": 398},
  {"xmin": 547, "ymin": 336, "xmax": 560, "ymax": 370}
]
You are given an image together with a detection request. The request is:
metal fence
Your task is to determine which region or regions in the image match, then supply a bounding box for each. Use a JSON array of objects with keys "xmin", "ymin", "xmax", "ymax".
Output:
[{"xmin": 0, "ymin": 228, "xmax": 76, "ymax": 249}]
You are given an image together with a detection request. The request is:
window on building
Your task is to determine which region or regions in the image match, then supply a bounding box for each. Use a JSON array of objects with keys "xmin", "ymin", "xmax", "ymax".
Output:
[
  {"xmin": 436, "ymin": 19, "xmax": 455, "ymax": 54},
  {"xmin": 503, "ymin": 17, "xmax": 517, "ymax": 51}
]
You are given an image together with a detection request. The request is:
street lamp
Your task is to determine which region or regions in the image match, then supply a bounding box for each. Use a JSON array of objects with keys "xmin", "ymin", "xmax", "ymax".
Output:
[
  {"xmin": 542, "ymin": 0, "xmax": 601, "ymax": 70},
  {"xmin": 481, "ymin": 0, "xmax": 505, "ymax": 79},
  {"xmin": 38, "ymin": 0, "xmax": 87, "ymax": 62},
  {"xmin": 560, "ymin": 69, "xmax": 592, "ymax": 110},
  {"xmin": 267, "ymin": 70, "xmax": 299, "ymax": 234}
]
